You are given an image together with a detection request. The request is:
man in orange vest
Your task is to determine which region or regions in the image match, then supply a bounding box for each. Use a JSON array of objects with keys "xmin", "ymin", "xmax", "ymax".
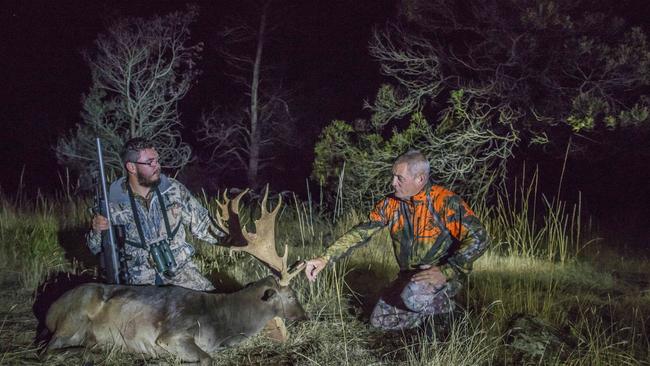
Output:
[{"xmin": 305, "ymin": 150, "xmax": 489, "ymax": 334}]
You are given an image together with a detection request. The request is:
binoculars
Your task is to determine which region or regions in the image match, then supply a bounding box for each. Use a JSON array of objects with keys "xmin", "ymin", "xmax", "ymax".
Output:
[{"xmin": 149, "ymin": 240, "xmax": 177, "ymax": 278}]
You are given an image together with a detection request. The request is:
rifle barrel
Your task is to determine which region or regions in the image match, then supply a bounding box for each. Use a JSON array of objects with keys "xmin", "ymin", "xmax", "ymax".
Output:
[{"xmin": 96, "ymin": 138, "xmax": 121, "ymax": 284}]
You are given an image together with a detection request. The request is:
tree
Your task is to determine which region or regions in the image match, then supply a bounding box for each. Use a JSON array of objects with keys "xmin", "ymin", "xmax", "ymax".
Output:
[
  {"xmin": 313, "ymin": 94, "xmax": 519, "ymax": 209},
  {"xmin": 368, "ymin": 0, "xmax": 649, "ymax": 142},
  {"xmin": 56, "ymin": 6, "xmax": 202, "ymax": 185},
  {"xmin": 314, "ymin": 0, "xmax": 649, "ymax": 207},
  {"xmin": 197, "ymin": 0, "xmax": 295, "ymax": 189}
]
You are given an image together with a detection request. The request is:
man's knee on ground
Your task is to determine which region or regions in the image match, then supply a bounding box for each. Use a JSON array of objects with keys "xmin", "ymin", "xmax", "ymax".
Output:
[{"xmin": 400, "ymin": 280, "xmax": 460, "ymax": 314}]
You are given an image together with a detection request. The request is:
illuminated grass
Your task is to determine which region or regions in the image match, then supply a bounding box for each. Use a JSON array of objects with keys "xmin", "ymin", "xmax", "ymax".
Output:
[{"xmin": 0, "ymin": 186, "xmax": 648, "ymax": 365}]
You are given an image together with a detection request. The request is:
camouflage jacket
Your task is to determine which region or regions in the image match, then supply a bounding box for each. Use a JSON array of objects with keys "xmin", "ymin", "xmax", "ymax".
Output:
[
  {"xmin": 323, "ymin": 184, "xmax": 489, "ymax": 280},
  {"xmin": 87, "ymin": 174, "xmax": 225, "ymax": 281}
]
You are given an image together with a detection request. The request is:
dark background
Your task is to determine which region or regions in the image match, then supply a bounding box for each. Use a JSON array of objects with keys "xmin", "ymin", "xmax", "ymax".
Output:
[
  {"xmin": 0, "ymin": 0, "xmax": 395, "ymax": 194},
  {"xmin": 1, "ymin": 1, "xmax": 648, "ymax": 248}
]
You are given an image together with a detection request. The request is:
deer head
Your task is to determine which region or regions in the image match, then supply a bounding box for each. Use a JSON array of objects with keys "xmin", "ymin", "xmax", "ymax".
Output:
[{"xmin": 215, "ymin": 186, "xmax": 304, "ymax": 287}]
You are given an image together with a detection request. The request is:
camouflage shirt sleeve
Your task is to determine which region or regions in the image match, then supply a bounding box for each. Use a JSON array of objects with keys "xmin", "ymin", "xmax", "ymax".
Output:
[
  {"xmin": 438, "ymin": 194, "xmax": 490, "ymax": 280},
  {"xmin": 86, "ymin": 229, "xmax": 102, "ymax": 255},
  {"xmin": 84, "ymin": 201, "xmax": 136, "ymax": 255},
  {"xmin": 323, "ymin": 199, "xmax": 388, "ymax": 262},
  {"xmin": 178, "ymin": 183, "xmax": 227, "ymax": 244}
]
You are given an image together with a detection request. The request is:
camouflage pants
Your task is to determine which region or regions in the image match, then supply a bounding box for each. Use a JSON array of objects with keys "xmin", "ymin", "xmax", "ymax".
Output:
[
  {"xmin": 129, "ymin": 261, "xmax": 215, "ymax": 291},
  {"xmin": 370, "ymin": 272, "xmax": 461, "ymax": 330}
]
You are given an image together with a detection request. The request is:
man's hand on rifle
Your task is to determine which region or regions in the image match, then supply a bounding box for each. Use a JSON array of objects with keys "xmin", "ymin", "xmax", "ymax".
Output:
[{"xmin": 92, "ymin": 215, "xmax": 110, "ymax": 233}]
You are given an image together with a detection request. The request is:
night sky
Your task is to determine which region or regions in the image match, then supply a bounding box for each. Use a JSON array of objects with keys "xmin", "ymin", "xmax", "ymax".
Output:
[
  {"xmin": 1, "ymin": 1, "xmax": 649, "ymax": 247},
  {"xmin": 1, "ymin": 0, "xmax": 395, "ymax": 194}
]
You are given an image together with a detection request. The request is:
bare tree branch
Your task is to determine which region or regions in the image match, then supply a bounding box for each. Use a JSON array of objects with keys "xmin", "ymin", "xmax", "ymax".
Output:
[
  {"xmin": 197, "ymin": 0, "xmax": 297, "ymax": 188},
  {"xmin": 56, "ymin": 6, "xmax": 202, "ymax": 187}
]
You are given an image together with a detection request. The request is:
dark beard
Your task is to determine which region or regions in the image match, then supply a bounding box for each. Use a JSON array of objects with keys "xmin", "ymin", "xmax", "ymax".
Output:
[{"xmin": 137, "ymin": 172, "xmax": 160, "ymax": 188}]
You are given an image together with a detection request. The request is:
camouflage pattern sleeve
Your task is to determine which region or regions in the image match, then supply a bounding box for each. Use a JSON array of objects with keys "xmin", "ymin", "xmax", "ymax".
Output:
[
  {"xmin": 323, "ymin": 199, "xmax": 389, "ymax": 262},
  {"xmin": 179, "ymin": 183, "xmax": 227, "ymax": 244},
  {"xmin": 439, "ymin": 194, "xmax": 490, "ymax": 280},
  {"xmin": 85, "ymin": 229, "xmax": 102, "ymax": 255},
  {"xmin": 84, "ymin": 202, "xmax": 131, "ymax": 255},
  {"xmin": 323, "ymin": 221, "xmax": 385, "ymax": 261}
]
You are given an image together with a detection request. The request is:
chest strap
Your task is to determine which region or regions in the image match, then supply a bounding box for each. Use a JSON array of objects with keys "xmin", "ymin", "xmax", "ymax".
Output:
[{"xmin": 125, "ymin": 184, "xmax": 181, "ymax": 249}]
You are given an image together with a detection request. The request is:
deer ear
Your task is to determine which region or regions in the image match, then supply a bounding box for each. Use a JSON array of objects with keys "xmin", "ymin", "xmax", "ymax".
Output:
[{"xmin": 262, "ymin": 288, "xmax": 277, "ymax": 302}]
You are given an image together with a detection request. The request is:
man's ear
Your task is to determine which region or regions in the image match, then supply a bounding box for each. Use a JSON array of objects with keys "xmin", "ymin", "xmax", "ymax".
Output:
[
  {"xmin": 417, "ymin": 173, "xmax": 426, "ymax": 185},
  {"xmin": 125, "ymin": 162, "xmax": 136, "ymax": 175}
]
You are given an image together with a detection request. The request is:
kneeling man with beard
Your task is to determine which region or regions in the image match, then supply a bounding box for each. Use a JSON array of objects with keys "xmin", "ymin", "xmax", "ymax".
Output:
[{"xmin": 87, "ymin": 138, "xmax": 226, "ymax": 290}]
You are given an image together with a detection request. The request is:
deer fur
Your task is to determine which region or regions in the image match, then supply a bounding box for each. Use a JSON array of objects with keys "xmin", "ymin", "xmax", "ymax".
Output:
[{"xmin": 45, "ymin": 276, "xmax": 305, "ymax": 365}]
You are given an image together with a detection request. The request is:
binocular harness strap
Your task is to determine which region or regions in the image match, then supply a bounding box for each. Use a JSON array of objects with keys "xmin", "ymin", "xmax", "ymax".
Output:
[
  {"xmin": 155, "ymin": 187, "xmax": 181, "ymax": 241},
  {"xmin": 126, "ymin": 183, "xmax": 148, "ymax": 250},
  {"xmin": 125, "ymin": 184, "xmax": 180, "ymax": 250}
]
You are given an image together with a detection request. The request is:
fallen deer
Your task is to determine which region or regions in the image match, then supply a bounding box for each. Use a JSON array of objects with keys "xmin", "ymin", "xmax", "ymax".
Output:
[{"xmin": 44, "ymin": 188, "xmax": 306, "ymax": 365}]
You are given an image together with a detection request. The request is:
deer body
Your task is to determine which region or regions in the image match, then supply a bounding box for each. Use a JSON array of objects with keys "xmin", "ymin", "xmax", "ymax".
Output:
[
  {"xmin": 45, "ymin": 188, "xmax": 305, "ymax": 365},
  {"xmin": 46, "ymin": 276, "xmax": 305, "ymax": 364}
]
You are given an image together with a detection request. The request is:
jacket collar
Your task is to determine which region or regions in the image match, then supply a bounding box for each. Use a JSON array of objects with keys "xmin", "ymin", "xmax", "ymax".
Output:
[
  {"xmin": 108, "ymin": 174, "xmax": 171, "ymax": 204},
  {"xmin": 392, "ymin": 181, "xmax": 431, "ymax": 204},
  {"xmin": 409, "ymin": 181, "xmax": 431, "ymax": 203}
]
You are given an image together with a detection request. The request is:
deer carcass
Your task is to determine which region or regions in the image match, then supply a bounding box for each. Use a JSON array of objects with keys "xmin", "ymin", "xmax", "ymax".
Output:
[{"xmin": 44, "ymin": 189, "xmax": 306, "ymax": 365}]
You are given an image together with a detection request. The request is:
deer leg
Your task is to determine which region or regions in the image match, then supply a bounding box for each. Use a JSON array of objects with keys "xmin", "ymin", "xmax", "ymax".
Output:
[
  {"xmin": 46, "ymin": 335, "xmax": 67, "ymax": 350},
  {"xmin": 46, "ymin": 322, "xmax": 99, "ymax": 351},
  {"xmin": 47, "ymin": 330, "xmax": 95, "ymax": 351},
  {"xmin": 40, "ymin": 343, "xmax": 89, "ymax": 366},
  {"xmin": 156, "ymin": 333, "xmax": 212, "ymax": 366}
]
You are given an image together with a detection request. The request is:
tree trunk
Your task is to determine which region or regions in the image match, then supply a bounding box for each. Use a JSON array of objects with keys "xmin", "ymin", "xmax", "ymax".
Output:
[{"xmin": 247, "ymin": 3, "xmax": 268, "ymax": 188}]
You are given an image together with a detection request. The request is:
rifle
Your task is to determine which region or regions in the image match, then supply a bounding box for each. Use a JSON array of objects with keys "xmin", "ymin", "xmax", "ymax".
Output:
[{"xmin": 94, "ymin": 138, "xmax": 129, "ymax": 284}]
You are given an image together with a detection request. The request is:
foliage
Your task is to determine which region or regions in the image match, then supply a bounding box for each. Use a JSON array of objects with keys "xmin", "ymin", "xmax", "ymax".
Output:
[
  {"xmin": 1, "ymin": 186, "xmax": 649, "ymax": 364},
  {"xmin": 315, "ymin": 0, "xmax": 650, "ymax": 207},
  {"xmin": 197, "ymin": 0, "xmax": 296, "ymax": 189},
  {"xmin": 56, "ymin": 6, "xmax": 202, "ymax": 187},
  {"xmin": 314, "ymin": 90, "xmax": 519, "ymax": 208},
  {"xmin": 386, "ymin": 0, "xmax": 649, "ymax": 133},
  {"xmin": 0, "ymin": 196, "xmax": 75, "ymax": 288}
]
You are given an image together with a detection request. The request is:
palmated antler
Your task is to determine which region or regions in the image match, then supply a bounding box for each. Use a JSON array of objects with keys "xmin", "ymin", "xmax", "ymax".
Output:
[
  {"xmin": 214, "ymin": 188, "xmax": 248, "ymax": 244},
  {"xmin": 215, "ymin": 186, "xmax": 304, "ymax": 287}
]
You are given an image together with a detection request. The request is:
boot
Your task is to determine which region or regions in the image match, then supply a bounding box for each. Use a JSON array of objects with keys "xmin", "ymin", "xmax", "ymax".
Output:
[{"xmin": 261, "ymin": 316, "xmax": 288, "ymax": 342}]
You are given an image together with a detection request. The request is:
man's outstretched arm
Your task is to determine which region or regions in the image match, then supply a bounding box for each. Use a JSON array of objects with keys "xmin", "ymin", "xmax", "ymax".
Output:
[{"xmin": 304, "ymin": 220, "xmax": 385, "ymax": 281}]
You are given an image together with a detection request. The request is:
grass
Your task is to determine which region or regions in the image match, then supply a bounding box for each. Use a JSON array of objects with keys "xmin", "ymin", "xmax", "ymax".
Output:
[{"xmin": 0, "ymin": 179, "xmax": 648, "ymax": 365}]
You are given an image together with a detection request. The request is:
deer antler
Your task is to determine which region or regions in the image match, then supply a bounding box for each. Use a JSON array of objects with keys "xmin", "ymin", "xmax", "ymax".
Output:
[
  {"xmin": 214, "ymin": 189, "xmax": 249, "ymax": 246},
  {"xmin": 215, "ymin": 186, "xmax": 304, "ymax": 287}
]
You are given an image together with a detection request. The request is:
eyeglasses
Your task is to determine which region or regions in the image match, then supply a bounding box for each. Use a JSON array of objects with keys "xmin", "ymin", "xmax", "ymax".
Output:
[{"xmin": 131, "ymin": 159, "xmax": 160, "ymax": 167}]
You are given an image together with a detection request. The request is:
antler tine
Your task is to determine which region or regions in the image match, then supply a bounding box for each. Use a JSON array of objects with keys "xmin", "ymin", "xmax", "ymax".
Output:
[
  {"xmin": 260, "ymin": 183, "xmax": 283, "ymax": 215},
  {"xmin": 215, "ymin": 189, "xmax": 249, "ymax": 243},
  {"xmin": 278, "ymin": 245, "xmax": 305, "ymax": 287},
  {"xmin": 232, "ymin": 186, "xmax": 284, "ymax": 275},
  {"xmin": 260, "ymin": 184, "xmax": 270, "ymax": 214},
  {"xmin": 226, "ymin": 186, "xmax": 302, "ymax": 287},
  {"xmin": 260, "ymin": 187, "xmax": 303, "ymax": 286},
  {"xmin": 230, "ymin": 189, "xmax": 249, "ymax": 215},
  {"xmin": 214, "ymin": 190, "xmax": 231, "ymax": 234}
]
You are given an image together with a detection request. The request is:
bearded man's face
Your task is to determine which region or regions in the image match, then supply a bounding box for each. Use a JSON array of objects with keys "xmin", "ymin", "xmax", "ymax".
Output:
[{"xmin": 133, "ymin": 148, "xmax": 161, "ymax": 187}]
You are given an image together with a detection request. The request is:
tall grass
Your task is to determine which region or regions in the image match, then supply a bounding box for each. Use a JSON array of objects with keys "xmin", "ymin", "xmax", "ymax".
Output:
[
  {"xmin": 0, "ymin": 194, "xmax": 80, "ymax": 288},
  {"xmin": 484, "ymin": 167, "xmax": 590, "ymax": 263},
  {"xmin": 0, "ymin": 175, "xmax": 648, "ymax": 365},
  {"xmin": 400, "ymin": 310, "xmax": 500, "ymax": 366}
]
